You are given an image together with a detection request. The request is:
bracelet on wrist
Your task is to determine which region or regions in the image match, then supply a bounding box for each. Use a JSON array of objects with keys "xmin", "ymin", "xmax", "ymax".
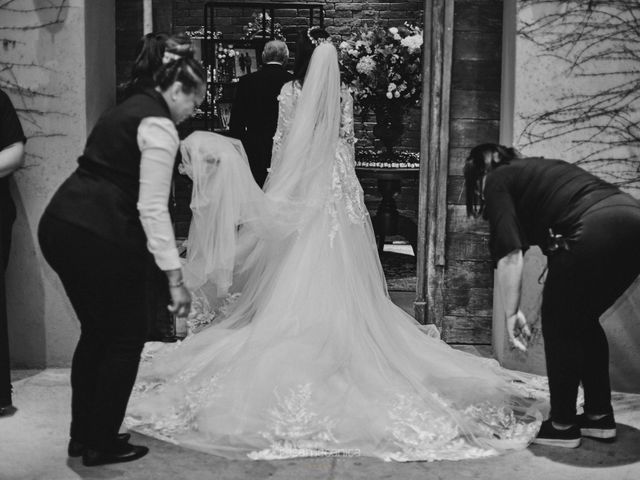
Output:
[{"xmin": 168, "ymin": 279, "xmax": 184, "ymax": 288}]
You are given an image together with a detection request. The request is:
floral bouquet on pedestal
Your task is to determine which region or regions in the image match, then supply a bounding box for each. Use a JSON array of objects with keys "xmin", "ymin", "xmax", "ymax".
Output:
[
  {"xmin": 355, "ymin": 147, "xmax": 420, "ymax": 169},
  {"xmin": 339, "ymin": 24, "xmax": 423, "ymax": 156},
  {"xmin": 214, "ymin": 44, "xmax": 237, "ymax": 82},
  {"xmin": 241, "ymin": 11, "xmax": 285, "ymax": 40}
]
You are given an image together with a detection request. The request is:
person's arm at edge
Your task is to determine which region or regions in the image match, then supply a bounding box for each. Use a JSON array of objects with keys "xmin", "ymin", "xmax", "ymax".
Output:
[
  {"xmin": 496, "ymin": 249, "xmax": 530, "ymax": 351},
  {"xmin": 0, "ymin": 142, "xmax": 25, "ymax": 178},
  {"xmin": 137, "ymin": 116, "xmax": 191, "ymax": 317},
  {"xmin": 497, "ymin": 249, "xmax": 523, "ymax": 318}
]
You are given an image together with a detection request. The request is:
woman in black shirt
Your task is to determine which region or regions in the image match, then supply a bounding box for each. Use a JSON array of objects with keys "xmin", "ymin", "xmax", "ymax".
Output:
[{"xmin": 465, "ymin": 143, "xmax": 640, "ymax": 449}]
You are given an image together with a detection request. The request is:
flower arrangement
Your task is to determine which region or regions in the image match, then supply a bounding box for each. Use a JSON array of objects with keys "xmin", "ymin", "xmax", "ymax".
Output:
[
  {"xmin": 355, "ymin": 147, "xmax": 420, "ymax": 169},
  {"xmin": 241, "ymin": 11, "xmax": 285, "ymax": 40},
  {"xmin": 184, "ymin": 27, "xmax": 221, "ymax": 40},
  {"xmin": 214, "ymin": 44, "xmax": 237, "ymax": 82},
  {"xmin": 338, "ymin": 23, "xmax": 423, "ymax": 114}
]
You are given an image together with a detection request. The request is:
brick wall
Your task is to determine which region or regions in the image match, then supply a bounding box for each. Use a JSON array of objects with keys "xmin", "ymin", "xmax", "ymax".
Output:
[
  {"xmin": 173, "ymin": 1, "xmax": 423, "ymax": 35},
  {"xmin": 171, "ymin": 0, "xmax": 423, "ymax": 148},
  {"xmin": 116, "ymin": 0, "xmax": 425, "ymax": 239}
]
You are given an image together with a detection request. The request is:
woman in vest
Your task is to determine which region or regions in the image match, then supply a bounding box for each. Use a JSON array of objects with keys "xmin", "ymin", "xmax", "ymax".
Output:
[
  {"xmin": 464, "ymin": 143, "xmax": 640, "ymax": 449},
  {"xmin": 38, "ymin": 56, "xmax": 205, "ymax": 467}
]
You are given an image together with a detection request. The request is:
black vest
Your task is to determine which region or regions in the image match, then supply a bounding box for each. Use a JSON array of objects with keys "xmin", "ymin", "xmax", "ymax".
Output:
[{"xmin": 44, "ymin": 90, "xmax": 173, "ymax": 252}]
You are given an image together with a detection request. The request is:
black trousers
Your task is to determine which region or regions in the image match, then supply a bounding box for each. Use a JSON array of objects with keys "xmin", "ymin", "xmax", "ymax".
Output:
[
  {"xmin": 0, "ymin": 208, "xmax": 14, "ymax": 407},
  {"xmin": 244, "ymin": 142, "xmax": 270, "ymax": 188},
  {"xmin": 542, "ymin": 193, "xmax": 640, "ymax": 424},
  {"xmin": 38, "ymin": 213, "xmax": 147, "ymax": 450}
]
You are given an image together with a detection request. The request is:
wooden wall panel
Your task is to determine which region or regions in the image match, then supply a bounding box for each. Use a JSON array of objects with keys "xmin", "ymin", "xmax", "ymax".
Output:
[
  {"xmin": 450, "ymin": 119, "xmax": 501, "ymax": 147},
  {"xmin": 453, "ymin": 0, "xmax": 503, "ymax": 32},
  {"xmin": 445, "ymin": 288, "xmax": 492, "ymax": 317},
  {"xmin": 453, "ymin": 32, "xmax": 502, "ymax": 62},
  {"xmin": 442, "ymin": 315, "xmax": 492, "ymax": 344},
  {"xmin": 452, "ymin": 60, "xmax": 502, "ymax": 92},
  {"xmin": 441, "ymin": 0, "xmax": 502, "ymax": 344},
  {"xmin": 450, "ymin": 91, "xmax": 501, "ymax": 120}
]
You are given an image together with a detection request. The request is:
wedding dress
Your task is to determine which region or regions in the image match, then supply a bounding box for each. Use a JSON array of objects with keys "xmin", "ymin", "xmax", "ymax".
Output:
[{"xmin": 125, "ymin": 44, "xmax": 543, "ymax": 462}]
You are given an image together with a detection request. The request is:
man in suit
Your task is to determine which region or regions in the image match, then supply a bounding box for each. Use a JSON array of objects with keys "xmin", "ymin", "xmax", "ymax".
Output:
[{"xmin": 229, "ymin": 40, "xmax": 293, "ymax": 187}]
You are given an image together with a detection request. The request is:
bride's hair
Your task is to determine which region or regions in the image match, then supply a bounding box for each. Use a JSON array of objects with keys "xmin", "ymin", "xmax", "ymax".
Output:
[{"xmin": 293, "ymin": 27, "xmax": 330, "ymax": 86}]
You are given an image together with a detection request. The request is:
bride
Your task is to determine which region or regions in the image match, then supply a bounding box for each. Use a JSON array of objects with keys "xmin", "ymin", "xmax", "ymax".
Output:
[{"xmin": 125, "ymin": 29, "xmax": 543, "ymax": 462}]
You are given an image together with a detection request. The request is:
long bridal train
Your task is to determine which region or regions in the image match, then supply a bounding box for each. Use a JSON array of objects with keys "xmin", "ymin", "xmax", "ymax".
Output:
[
  {"xmin": 125, "ymin": 131, "xmax": 543, "ymax": 462},
  {"xmin": 125, "ymin": 44, "xmax": 543, "ymax": 462}
]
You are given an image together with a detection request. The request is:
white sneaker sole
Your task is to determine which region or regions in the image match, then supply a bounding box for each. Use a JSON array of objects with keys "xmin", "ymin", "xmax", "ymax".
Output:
[
  {"xmin": 581, "ymin": 428, "xmax": 616, "ymax": 440},
  {"xmin": 532, "ymin": 437, "xmax": 582, "ymax": 448}
]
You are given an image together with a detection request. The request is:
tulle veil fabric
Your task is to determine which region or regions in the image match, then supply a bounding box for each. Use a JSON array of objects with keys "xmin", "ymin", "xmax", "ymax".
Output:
[
  {"xmin": 125, "ymin": 44, "xmax": 544, "ymax": 461},
  {"xmin": 179, "ymin": 44, "xmax": 345, "ymax": 306}
]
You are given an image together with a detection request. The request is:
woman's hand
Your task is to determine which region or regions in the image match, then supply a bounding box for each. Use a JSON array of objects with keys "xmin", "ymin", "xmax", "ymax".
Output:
[
  {"xmin": 506, "ymin": 310, "xmax": 531, "ymax": 352},
  {"xmin": 167, "ymin": 283, "xmax": 192, "ymax": 318}
]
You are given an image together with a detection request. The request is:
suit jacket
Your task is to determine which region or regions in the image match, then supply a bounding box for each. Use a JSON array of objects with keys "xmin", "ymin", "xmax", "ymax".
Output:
[{"xmin": 229, "ymin": 63, "xmax": 293, "ymax": 187}]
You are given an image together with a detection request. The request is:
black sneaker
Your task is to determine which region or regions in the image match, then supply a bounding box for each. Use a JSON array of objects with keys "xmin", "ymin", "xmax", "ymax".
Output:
[
  {"xmin": 577, "ymin": 413, "xmax": 616, "ymax": 442},
  {"xmin": 532, "ymin": 419, "xmax": 581, "ymax": 448}
]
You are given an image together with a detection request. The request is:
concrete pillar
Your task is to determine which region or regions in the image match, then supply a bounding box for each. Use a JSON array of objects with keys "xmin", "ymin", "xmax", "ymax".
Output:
[
  {"xmin": 1, "ymin": 0, "xmax": 115, "ymax": 368},
  {"xmin": 143, "ymin": 0, "xmax": 153, "ymax": 34}
]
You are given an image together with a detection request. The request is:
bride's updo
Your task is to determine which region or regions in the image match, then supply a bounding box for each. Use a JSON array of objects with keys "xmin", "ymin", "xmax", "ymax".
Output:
[{"xmin": 293, "ymin": 26, "xmax": 331, "ymax": 85}]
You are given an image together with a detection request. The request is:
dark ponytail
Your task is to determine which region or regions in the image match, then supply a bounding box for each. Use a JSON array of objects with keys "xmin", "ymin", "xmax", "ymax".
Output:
[
  {"xmin": 154, "ymin": 57, "xmax": 206, "ymax": 94},
  {"xmin": 122, "ymin": 32, "xmax": 169, "ymax": 98},
  {"xmin": 463, "ymin": 143, "xmax": 521, "ymax": 217},
  {"xmin": 463, "ymin": 156, "xmax": 484, "ymax": 218}
]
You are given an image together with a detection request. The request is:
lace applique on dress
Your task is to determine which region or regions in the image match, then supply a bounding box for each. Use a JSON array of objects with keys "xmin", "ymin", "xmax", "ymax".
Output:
[
  {"xmin": 126, "ymin": 368, "xmax": 229, "ymax": 441},
  {"xmin": 271, "ymin": 82, "xmax": 301, "ymax": 170},
  {"xmin": 248, "ymin": 383, "xmax": 342, "ymax": 460},
  {"xmin": 383, "ymin": 391, "xmax": 541, "ymax": 462},
  {"xmin": 384, "ymin": 394, "xmax": 479, "ymax": 462},
  {"xmin": 325, "ymin": 86, "xmax": 368, "ymax": 246},
  {"xmin": 462, "ymin": 402, "xmax": 540, "ymax": 441}
]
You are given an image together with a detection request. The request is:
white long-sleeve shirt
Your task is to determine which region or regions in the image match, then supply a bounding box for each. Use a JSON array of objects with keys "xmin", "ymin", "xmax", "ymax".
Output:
[{"xmin": 136, "ymin": 116, "xmax": 182, "ymax": 271}]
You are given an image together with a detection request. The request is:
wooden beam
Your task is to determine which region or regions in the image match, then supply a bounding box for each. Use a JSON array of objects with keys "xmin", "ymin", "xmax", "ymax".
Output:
[
  {"xmin": 415, "ymin": 0, "xmax": 454, "ymax": 326},
  {"xmin": 435, "ymin": 0, "xmax": 454, "ymax": 267}
]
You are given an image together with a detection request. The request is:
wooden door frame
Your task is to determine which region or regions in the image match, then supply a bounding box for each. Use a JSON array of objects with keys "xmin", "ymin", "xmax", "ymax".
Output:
[{"xmin": 414, "ymin": 0, "xmax": 454, "ymax": 327}]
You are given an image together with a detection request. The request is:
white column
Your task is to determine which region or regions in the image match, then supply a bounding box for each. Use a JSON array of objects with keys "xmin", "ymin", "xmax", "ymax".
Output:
[
  {"xmin": 492, "ymin": 0, "xmax": 548, "ymax": 376},
  {"xmin": 499, "ymin": 0, "xmax": 516, "ymax": 146},
  {"xmin": 1, "ymin": 0, "xmax": 115, "ymax": 367},
  {"xmin": 143, "ymin": 0, "xmax": 153, "ymax": 34}
]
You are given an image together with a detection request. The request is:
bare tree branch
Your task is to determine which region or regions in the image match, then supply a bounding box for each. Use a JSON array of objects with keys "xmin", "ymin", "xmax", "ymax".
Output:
[
  {"xmin": 1, "ymin": 0, "xmax": 71, "ymax": 171},
  {"xmin": 518, "ymin": 0, "xmax": 640, "ymax": 191}
]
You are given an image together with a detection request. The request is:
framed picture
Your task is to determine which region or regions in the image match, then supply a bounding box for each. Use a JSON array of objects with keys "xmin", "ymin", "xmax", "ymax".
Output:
[{"xmin": 234, "ymin": 48, "xmax": 259, "ymax": 78}]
